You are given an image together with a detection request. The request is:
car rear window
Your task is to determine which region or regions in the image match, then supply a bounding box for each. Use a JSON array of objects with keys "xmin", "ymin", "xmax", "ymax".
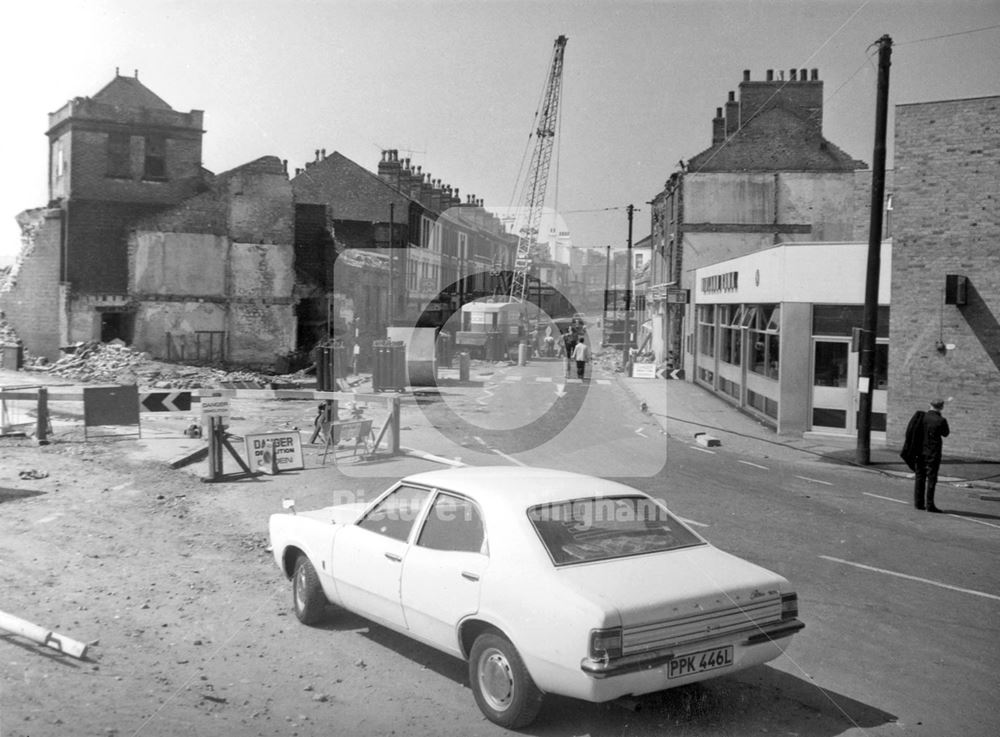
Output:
[{"xmin": 527, "ymin": 496, "xmax": 703, "ymax": 565}]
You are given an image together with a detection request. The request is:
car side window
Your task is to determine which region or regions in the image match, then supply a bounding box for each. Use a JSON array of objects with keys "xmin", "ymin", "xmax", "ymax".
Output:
[
  {"xmin": 357, "ymin": 485, "xmax": 430, "ymax": 542},
  {"xmin": 417, "ymin": 493, "xmax": 486, "ymax": 554}
]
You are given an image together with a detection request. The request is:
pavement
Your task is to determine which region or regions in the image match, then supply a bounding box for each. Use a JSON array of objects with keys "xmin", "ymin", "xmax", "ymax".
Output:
[
  {"xmin": 617, "ymin": 372, "xmax": 1000, "ymax": 492},
  {"xmin": 3, "ymin": 362, "xmax": 998, "ymax": 492}
]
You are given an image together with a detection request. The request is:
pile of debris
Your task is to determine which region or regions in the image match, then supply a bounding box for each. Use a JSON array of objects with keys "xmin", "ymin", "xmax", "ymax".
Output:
[{"xmin": 37, "ymin": 340, "xmax": 305, "ymax": 390}]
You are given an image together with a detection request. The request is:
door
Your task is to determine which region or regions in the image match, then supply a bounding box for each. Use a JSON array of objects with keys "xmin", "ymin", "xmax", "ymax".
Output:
[
  {"xmin": 811, "ymin": 339, "xmax": 889, "ymax": 437},
  {"xmin": 400, "ymin": 492, "xmax": 488, "ymax": 654},
  {"xmin": 333, "ymin": 485, "xmax": 431, "ymax": 629},
  {"xmin": 811, "ymin": 339, "xmax": 855, "ymax": 433}
]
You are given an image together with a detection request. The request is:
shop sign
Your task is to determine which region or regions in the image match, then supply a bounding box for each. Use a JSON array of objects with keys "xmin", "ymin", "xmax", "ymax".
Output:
[{"xmin": 701, "ymin": 271, "xmax": 739, "ymax": 294}]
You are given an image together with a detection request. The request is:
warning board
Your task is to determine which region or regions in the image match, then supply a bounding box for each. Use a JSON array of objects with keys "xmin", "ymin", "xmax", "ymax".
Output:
[
  {"xmin": 200, "ymin": 396, "xmax": 231, "ymax": 417},
  {"xmin": 631, "ymin": 362, "xmax": 658, "ymax": 379},
  {"xmin": 244, "ymin": 432, "xmax": 304, "ymax": 472},
  {"xmin": 140, "ymin": 391, "xmax": 192, "ymax": 412}
]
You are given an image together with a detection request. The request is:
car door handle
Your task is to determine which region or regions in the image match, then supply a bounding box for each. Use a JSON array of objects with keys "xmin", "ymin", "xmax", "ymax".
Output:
[
  {"xmin": 461, "ymin": 571, "xmax": 480, "ymax": 581},
  {"xmin": 384, "ymin": 552, "xmax": 402, "ymax": 562}
]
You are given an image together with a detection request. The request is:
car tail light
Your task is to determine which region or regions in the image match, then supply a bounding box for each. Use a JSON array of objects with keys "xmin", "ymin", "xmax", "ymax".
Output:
[
  {"xmin": 589, "ymin": 627, "xmax": 623, "ymax": 661},
  {"xmin": 781, "ymin": 592, "xmax": 799, "ymax": 620}
]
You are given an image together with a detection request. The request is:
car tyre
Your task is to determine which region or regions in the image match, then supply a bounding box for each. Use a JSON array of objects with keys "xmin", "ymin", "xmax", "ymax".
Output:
[
  {"xmin": 292, "ymin": 556, "xmax": 326, "ymax": 625},
  {"xmin": 469, "ymin": 632, "xmax": 544, "ymax": 729}
]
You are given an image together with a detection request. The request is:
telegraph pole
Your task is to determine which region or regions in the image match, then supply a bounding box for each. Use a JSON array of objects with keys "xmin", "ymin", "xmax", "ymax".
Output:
[
  {"xmin": 388, "ymin": 202, "xmax": 395, "ymax": 327},
  {"xmin": 856, "ymin": 34, "xmax": 893, "ymax": 465},
  {"xmin": 603, "ymin": 245, "xmax": 611, "ymax": 340},
  {"xmin": 622, "ymin": 203, "xmax": 635, "ymax": 371}
]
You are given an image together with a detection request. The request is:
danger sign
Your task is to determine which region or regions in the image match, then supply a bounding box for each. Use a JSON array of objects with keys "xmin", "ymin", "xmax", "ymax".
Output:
[{"xmin": 244, "ymin": 432, "xmax": 304, "ymax": 472}]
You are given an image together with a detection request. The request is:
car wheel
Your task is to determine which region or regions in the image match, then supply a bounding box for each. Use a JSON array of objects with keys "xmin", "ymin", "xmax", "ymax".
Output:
[
  {"xmin": 292, "ymin": 556, "xmax": 326, "ymax": 625},
  {"xmin": 469, "ymin": 632, "xmax": 544, "ymax": 729}
]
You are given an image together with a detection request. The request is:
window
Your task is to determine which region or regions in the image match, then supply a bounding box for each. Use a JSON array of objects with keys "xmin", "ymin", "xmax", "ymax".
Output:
[
  {"xmin": 107, "ymin": 132, "xmax": 131, "ymax": 178},
  {"xmin": 417, "ymin": 493, "xmax": 486, "ymax": 554},
  {"xmin": 719, "ymin": 305, "xmax": 742, "ymax": 366},
  {"xmin": 357, "ymin": 485, "xmax": 430, "ymax": 542},
  {"xmin": 697, "ymin": 305, "xmax": 715, "ymax": 358},
  {"xmin": 143, "ymin": 135, "xmax": 167, "ymax": 179},
  {"xmin": 420, "ymin": 216, "xmax": 440, "ymax": 250},
  {"xmin": 528, "ymin": 496, "xmax": 703, "ymax": 566},
  {"xmin": 748, "ymin": 304, "xmax": 780, "ymax": 379}
]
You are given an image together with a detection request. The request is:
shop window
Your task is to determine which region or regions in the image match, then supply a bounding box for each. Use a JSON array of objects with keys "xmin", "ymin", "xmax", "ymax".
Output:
[
  {"xmin": 748, "ymin": 304, "xmax": 779, "ymax": 379},
  {"xmin": 719, "ymin": 378, "xmax": 740, "ymax": 401},
  {"xmin": 813, "ymin": 305, "xmax": 890, "ymax": 337},
  {"xmin": 107, "ymin": 132, "xmax": 131, "ymax": 178},
  {"xmin": 697, "ymin": 305, "xmax": 715, "ymax": 358},
  {"xmin": 697, "ymin": 366, "xmax": 715, "ymax": 385},
  {"xmin": 747, "ymin": 389, "xmax": 778, "ymax": 420},
  {"xmin": 143, "ymin": 135, "xmax": 167, "ymax": 179},
  {"xmin": 814, "ymin": 342, "xmax": 849, "ymax": 387},
  {"xmin": 719, "ymin": 305, "xmax": 742, "ymax": 366}
]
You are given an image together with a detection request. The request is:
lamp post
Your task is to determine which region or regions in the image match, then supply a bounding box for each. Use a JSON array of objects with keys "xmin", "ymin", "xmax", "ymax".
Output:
[{"xmin": 622, "ymin": 204, "xmax": 634, "ymax": 371}]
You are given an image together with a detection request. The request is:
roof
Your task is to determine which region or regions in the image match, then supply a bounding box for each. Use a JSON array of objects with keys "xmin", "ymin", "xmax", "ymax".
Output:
[
  {"xmin": 91, "ymin": 73, "xmax": 173, "ymax": 111},
  {"xmin": 401, "ymin": 466, "xmax": 645, "ymax": 510}
]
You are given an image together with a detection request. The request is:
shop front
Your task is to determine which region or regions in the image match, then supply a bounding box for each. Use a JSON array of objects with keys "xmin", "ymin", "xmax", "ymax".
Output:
[{"xmin": 690, "ymin": 242, "xmax": 891, "ymax": 438}]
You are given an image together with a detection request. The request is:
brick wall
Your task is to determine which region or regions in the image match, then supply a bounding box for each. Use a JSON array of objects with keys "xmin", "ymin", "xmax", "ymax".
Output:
[
  {"xmin": 888, "ymin": 96, "xmax": 1000, "ymax": 459},
  {"xmin": 0, "ymin": 208, "xmax": 65, "ymax": 360}
]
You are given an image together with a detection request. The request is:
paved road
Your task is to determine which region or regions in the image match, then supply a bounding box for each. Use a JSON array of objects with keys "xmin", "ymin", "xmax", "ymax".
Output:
[{"xmin": 663, "ymin": 429, "xmax": 1000, "ymax": 736}]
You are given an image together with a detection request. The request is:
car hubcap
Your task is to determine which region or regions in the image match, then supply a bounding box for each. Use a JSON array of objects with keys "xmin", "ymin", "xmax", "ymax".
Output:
[
  {"xmin": 479, "ymin": 648, "xmax": 514, "ymax": 711},
  {"xmin": 294, "ymin": 566, "xmax": 306, "ymax": 611}
]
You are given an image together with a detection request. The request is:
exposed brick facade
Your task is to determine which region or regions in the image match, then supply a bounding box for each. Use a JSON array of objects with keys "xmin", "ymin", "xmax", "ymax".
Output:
[{"xmin": 888, "ymin": 96, "xmax": 1000, "ymax": 459}]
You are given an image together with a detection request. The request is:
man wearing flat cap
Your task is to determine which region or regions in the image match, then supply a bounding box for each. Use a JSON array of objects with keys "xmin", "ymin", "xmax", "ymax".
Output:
[{"xmin": 912, "ymin": 399, "xmax": 950, "ymax": 513}]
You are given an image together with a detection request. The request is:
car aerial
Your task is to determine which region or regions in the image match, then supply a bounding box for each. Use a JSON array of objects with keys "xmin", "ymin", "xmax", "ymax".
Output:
[{"xmin": 268, "ymin": 466, "xmax": 804, "ymax": 728}]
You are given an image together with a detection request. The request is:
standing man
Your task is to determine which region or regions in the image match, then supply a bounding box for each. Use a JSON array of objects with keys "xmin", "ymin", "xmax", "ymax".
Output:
[
  {"xmin": 571, "ymin": 336, "xmax": 589, "ymax": 381},
  {"xmin": 914, "ymin": 398, "xmax": 950, "ymax": 513}
]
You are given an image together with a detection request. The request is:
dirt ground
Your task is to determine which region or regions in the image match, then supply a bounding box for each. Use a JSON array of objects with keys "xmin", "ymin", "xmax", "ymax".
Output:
[{"xmin": 0, "ymin": 409, "xmax": 498, "ymax": 737}]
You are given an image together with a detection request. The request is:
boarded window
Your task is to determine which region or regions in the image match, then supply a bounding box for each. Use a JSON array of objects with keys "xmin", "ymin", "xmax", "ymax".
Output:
[{"xmin": 107, "ymin": 132, "xmax": 131, "ymax": 178}]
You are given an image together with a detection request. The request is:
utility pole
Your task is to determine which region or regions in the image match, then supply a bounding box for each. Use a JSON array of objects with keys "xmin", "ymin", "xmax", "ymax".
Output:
[
  {"xmin": 856, "ymin": 34, "xmax": 893, "ymax": 465},
  {"xmin": 388, "ymin": 202, "xmax": 395, "ymax": 327},
  {"xmin": 603, "ymin": 245, "xmax": 611, "ymax": 337},
  {"xmin": 622, "ymin": 203, "xmax": 635, "ymax": 371}
]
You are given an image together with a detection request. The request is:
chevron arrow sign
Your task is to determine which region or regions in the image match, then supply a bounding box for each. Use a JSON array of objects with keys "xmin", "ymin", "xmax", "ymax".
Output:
[{"xmin": 140, "ymin": 391, "xmax": 192, "ymax": 412}]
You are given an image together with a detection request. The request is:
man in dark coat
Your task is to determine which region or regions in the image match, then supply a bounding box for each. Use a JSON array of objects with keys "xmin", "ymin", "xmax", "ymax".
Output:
[{"xmin": 913, "ymin": 399, "xmax": 950, "ymax": 513}]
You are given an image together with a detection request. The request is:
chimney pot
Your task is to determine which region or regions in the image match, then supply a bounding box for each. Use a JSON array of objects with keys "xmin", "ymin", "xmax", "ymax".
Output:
[
  {"xmin": 800, "ymin": 68, "xmax": 807, "ymax": 80},
  {"xmin": 766, "ymin": 69, "xmax": 774, "ymax": 81},
  {"xmin": 811, "ymin": 68, "xmax": 819, "ymax": 81},
  {"xmin": 716, "ymin": 107, "xmax": 723, "ymax": 117},
  {"xmin": 321, "ymin": 148, "xmax": 326, "ymax": 159},
  {"xmin": 743, "ymin": 69, "xmax": 750, "ymax": 81},
  {"xmin": 789, "ymin": 69, "xmax": 797, "ymax": 81},
  {"xmin": 728, "ymin": 90, "xmax": 735, "ymax": 102}
]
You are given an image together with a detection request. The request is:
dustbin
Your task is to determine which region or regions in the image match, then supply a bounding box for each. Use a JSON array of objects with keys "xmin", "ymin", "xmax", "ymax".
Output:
[
  {"xmin": 314, "ymin": 340, "xmax": 347, "ymax": 392},
  {"xmin": 1, "ymin": 342, "xmax": 24, "ymax": 371},
  {"xmin": 372, "ymin": 340, "xmax": 406, "ymax": 392}
]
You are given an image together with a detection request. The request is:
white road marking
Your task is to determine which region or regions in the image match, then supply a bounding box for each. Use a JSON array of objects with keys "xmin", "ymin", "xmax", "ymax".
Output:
[
  {"xmin": 795, "ymin": 475, "xmax": 833, "ymax": 486},
  {"xmin": 689, "ymin": 445, "xmax": 716, "ymax": 454},
  {"xmin": 738, "ymin": 460, "xmax": 770, "ymax": 470},
  {"xmin": 491, "ymin": 449, "xmax": 526, "ymax": 466},
  {"xmin": 864, "ymin": 492, "xmax": 907, "ymax": 505},
  {"xmin": 635, "ymin": 428, "xmax": 647, "ymax": 438},
  {"xmin": 535, "ymin": 376, "xmax": 553, "ymax": 383},
  {"xmin": 678, "ymin": 516, "xmax": 708, "ymax": 528},
  {"xmin": 819, "ymin": 555, "xmax": 1000, "ymax": 602},
  {"xmin": 504, "ymin": 375, "xmax": 523, "ymax": 382}
]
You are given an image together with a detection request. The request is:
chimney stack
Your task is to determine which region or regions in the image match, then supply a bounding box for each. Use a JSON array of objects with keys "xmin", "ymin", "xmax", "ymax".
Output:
[
  {"xmin": 712, "ymin": 106, "xmax": 725, "ymax": 145},
  {"xmin": 724, "ymin": 90, "xmax": 739, "ymax": 137}
]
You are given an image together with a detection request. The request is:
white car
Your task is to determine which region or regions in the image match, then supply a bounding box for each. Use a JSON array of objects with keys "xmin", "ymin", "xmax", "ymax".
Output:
[{"xmin": 268, "ymin": 467, "xmax": 803, "ymax": 728}]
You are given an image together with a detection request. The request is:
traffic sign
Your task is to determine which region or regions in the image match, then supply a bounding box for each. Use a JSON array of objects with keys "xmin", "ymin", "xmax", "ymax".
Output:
[{"xmin": 140, "ymin": 391, "xmax": 192, "ymax": 413}]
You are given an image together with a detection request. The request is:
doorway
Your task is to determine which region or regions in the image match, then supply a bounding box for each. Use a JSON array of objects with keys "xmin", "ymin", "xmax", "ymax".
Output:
[{"xmin": 810, "ymin": 338, "xmax": 888, "ymax": 436}]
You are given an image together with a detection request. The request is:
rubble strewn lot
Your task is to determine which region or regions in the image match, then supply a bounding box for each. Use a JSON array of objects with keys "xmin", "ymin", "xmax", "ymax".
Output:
[{"xmin": 29, "ymin": 340, "xmax": 308, "ymax": 389}]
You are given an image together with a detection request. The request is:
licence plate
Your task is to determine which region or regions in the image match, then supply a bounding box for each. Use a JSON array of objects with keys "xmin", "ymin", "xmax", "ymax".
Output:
[{"xmin": 667, "ymin": 645, "xmax": 734, "ymax": 679}]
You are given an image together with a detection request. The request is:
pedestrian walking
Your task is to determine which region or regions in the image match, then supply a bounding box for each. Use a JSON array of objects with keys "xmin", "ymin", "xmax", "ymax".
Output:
[
  {"xmin": 911, "ymin": 399, "xmax": 950, "ymax": 513},
  {"xmin": 352, "ymin": 341, "xmax": 360, "ymax": 375},
  {"xmin": 571, "ymin": 336, "xmax": 589, "ymax": 380}
]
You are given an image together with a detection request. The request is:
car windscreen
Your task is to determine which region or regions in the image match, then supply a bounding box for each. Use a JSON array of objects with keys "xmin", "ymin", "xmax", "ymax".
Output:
[{"xmin": 527, "ymin": 496, "xmax": 703, "ymax": 565}]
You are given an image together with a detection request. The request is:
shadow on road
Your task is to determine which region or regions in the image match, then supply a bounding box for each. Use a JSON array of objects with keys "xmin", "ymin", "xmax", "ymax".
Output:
[{"xmin": 309, "ymin": 609, "xmax": 897, "ymax": 736}]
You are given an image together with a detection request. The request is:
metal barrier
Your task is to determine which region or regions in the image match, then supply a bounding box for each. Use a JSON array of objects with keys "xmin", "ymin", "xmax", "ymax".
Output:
[{"xmin": 371, "ymin": 340, "xmax": 406, "ymax": 392}]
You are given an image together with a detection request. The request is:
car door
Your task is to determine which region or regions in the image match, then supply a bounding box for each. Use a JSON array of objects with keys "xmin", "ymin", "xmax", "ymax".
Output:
[
  {"xmin": 400, "ymin": 492, "xmax": 489, "ymax": 655},
  {"xmin": 333, "ymin": 484, "xmax": 431, "ymax": 629}
]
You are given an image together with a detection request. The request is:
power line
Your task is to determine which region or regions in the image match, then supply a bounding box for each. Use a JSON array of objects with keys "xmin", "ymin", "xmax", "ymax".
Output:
[{"xmin": 898, "ymin": 23, "xmax": 1000, "ymax": 45}]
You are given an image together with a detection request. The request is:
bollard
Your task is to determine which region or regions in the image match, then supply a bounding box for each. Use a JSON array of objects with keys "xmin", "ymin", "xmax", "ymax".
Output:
[
  {"xmin": 518, "ymin": 342, "xmax": 527, "ymax": 366},
  {"xmin": 459, "ymin": 352, "xmax": 470, "ymax": 382}
]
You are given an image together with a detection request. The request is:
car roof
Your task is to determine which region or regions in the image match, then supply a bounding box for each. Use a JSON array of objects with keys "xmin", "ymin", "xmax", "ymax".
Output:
[{"xmin": 400, "ymin": 466, "xmax": 645, "ymax": 509}]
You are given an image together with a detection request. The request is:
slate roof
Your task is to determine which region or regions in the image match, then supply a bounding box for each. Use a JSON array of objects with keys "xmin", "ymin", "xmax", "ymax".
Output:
[{"xmin": 91, "ymin": 74, "xmax": 173, "ymax": 111}]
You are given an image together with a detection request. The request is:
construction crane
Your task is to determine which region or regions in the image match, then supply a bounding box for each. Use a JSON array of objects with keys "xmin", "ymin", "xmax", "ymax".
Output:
[{"xmin": 508, "ymin": 34, "xmax": 567, "ymax": 304}]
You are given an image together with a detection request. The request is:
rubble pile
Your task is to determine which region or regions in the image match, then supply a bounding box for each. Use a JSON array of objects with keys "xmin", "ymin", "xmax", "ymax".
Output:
[
  {"xmin": 0, "ymin": 315, "xmax": 21, "ymax": 345},
  {"xmin": 38, "ymin": 340, "xmax": 304, "ymax": 389}
]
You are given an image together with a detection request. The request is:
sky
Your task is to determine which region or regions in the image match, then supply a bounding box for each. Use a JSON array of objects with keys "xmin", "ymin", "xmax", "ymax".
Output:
[{"xmin": 2, "ymin": 0, "xmax": 999, "ymax": 268}]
